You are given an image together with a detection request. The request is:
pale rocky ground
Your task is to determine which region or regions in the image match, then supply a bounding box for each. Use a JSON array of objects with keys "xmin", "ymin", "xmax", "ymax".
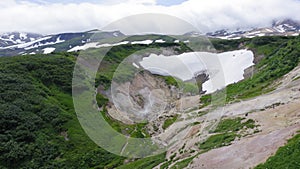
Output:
[
  {"xmin": 188, "ymin": 101, "xmax": 300, "ymax": 169},
  {"xmin": 168, "ymin": 65, "xmax": 300, "ymax": 169},
  {"xmin": 105, "ymin": 62, "xmax": 300, "ymax": 168}
]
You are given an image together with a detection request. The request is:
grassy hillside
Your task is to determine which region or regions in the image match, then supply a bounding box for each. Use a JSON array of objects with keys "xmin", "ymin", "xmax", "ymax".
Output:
[
  {"xmin": 0, "ymin": 53, "xmax": 125, "ymax": 168},
  {"xmin": 0, "ymin": 41, "xmax": 192, "ymax": 168},
  {"xmin": 0, "ymin": 36, "xmax": 300, "ymax": 168},
  {"xmin": 201, "ymin": 36, "xmax": 300, "ymax": 105}
]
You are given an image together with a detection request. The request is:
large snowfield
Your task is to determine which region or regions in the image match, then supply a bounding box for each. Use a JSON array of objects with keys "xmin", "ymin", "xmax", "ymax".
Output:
[{"xmin": 140, "ymin": 49, "xmax": 254, "ymax": 93}]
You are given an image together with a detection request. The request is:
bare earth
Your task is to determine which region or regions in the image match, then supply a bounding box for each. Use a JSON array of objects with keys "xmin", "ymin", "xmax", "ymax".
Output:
[
  {"xmin": 187, "ymin": 65, "xmax": 300, "ymax": 169},
  {"xmin": 189, "ymin": 102, "xmax": 300, "ymax": 169}
]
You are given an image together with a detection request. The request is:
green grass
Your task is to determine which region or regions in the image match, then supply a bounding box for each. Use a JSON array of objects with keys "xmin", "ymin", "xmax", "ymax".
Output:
[
  {"xmin": 1, "ymin": 35, "xmax": 300, "ymax": 169},
  {"xmin": 192, "ymin": 122, "xmax": 201, "ymax": 126},
  {"xmin": 161, "ymin": 75, "xmax": 199, "ymax": 94},
  {"xmin": 255, "ymin": 132, "xmax": 300, "ymax": 169},
  {"xmin": 0, "ymin": 53, "xmax": 125, "ymax": 168},
  {"xmin": 200, "ymin": 94, "xmax": 212, "ymax": 107},
  {"xmin": 159, "ymin": 75, "xmax": 179, "ymax": 87},
  {"xmin": 292, "ymin": 76, "xmax": 300, "ymax": 81},
  {"xmin": 199, "ymin": 117, "xmax": 257, "ymax": 152},
  {"xmin": 228, "ymin": 37, "xmax": 300, "ymax": 101},
  {"xmin": 201, "ymin": 36, "xmax": 300, "ymax": 106},
  {"xmin": 96, "ymin": 93, "xmax": 109, "ymax": 107},
  {"xmin": 214, "ymin": 117, "xmax": 256, "ymax": 133},
  {"xmin": 117, "ymin": 153, "xmax": 166, "ymax": 169},
  {"xmin": 101, "ymin": 110, "xmax": 150, "ymax": 138},
  {"xmin": 199, "ymin": 133, "xmax": 237, "ymax": 151},
  {"xmin": 162, "ymin": 115, "xmax": 179, "ymax": 130},
  {"xmin": 181, "ymin": 82, "xmax": 199, "ymax": 94},
  {"xmin": 170, "ymin": 155, "xmax": 196, "ymax": 169}
]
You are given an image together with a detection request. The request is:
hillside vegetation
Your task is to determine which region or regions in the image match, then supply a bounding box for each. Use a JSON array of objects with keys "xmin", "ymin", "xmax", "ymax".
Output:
[
  {"xmin": 0, "ymin": 53, "xmax": 125, "ymax": 168},
  {"xmin": 0, "ymin": 36, "xmax": 299, "ymax": 168},
  {"xmin": 0, "ymin": 43, "xmax": 187, "ymax": 168},
  {"xmin": 201, "ymin": 36, "xmax": 300, "ymax": 105}
]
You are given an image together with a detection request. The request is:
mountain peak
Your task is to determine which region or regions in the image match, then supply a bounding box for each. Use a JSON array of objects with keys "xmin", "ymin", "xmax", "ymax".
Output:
[
  {"xmin": 272, "ymin": 19, "xmax": 300, "ymax": 27},
  {"xmin": 206, "ymin": 18, "xmax": 300, "ymax": 40},
  {"xmin": 0, "ymin": 32, "xmax": 43, "ymax": 48}
]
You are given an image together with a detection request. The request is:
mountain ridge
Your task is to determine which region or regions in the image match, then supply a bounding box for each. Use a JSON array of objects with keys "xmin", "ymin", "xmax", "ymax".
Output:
[
  {"xmin": 204, "ymin": 19, "xmax": 300, "ymax": 39},
  {"xmin": 0, "ymin": 19, "xmax": 299, "ymax": 57}
]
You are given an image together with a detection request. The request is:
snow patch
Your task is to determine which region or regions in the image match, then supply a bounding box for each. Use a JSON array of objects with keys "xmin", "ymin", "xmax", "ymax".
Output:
[
  {"xmin": 9, "ymin": 35, "xmax": 15, "ymax": 40},
  {"xmin": 140, "ymin": 49, "xmax": 254, "ymax": 93},
  {"xmin": 68, "ymin": 42, "xmax": 99, "ymax": 52},
  {"xmin": 24, "ymin": 36, "xmax": 65, "ymax": 50},
  {"xmin": 20, "ymin": 33, "xmax": 27, "ymax": 40},
  {"xmin": 132, "ymin": 63, "xmax": 140, "ymax": 69},
  {"xmin": 0, "ymin": 36, "xmax": 52, "ymax": 50},
  {"xmin": 113, "ymin": 32, "xmax": 120, "ymax": 37},
  {"xmin": 97, "ymin": 41, "xmax": 129, "ymax": 48},
  {"xmin": 55, "ymin": 36, "xmax": 65, "ymax": 43},
  {"xmin": 131, "ymin": 40, "xmax": 153, "ymax": 45},
  {"xmin": 257, "ymin": 33, "xmax": 265, "ymax": 37},
  {"xmin": 274, "ymin": 25, "xmax": 285, "ymax": 33},
  {"xmin": 67, "ymin": 41, "xmax": 129, "ymax": 52},
  {"xmin": 43, "ymin": 47, "xmax": 55, "ymax": 54},
  {"xmin": 155, "ymin": 39, "xmax": 166, "ymax": 43},
  {"xmin": 284, "ymin": 24, "xmax": 295, "ymax": 29}
]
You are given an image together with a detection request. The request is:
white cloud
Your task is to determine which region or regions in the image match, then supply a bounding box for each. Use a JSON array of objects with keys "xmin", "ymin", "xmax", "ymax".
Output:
[{"xmin": 0, "ymin": 0, "xmax": 300, "ymax": 34}]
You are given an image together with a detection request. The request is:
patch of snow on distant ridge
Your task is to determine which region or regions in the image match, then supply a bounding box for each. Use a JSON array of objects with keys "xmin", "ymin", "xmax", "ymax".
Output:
[
  {"xmin": 155, "ymin": 39, "xmax": 166, "ymax": 43},
  {"xmin": 0, "ymin": 36, "xmax": 52, "ymax": 50},
  {"xmin": 20, "ymin": 33, "xmax": 27, "ymax": 40},
  {"xmin": 43, "ymin": 47, "xmax": 55, "ymax": 54},
  {"xmin": 67, "ymin": 41, "xmax": 129, "ymax": 52},
  {"xmin": 131, "ymin": 40, "xmax": 153, "ymax": 45}
]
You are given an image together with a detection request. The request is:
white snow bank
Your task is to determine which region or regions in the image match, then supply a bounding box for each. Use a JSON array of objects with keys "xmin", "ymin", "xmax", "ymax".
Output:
[
  {"xmin": 43, "ymin": 47, "xmax": 56, "ymax": 54},
  {"xmin": 67, "ymin": 41, "xmax": 129, "ymax": 52},
  {"xmin": 140, "ymin": 49, "xmax": 254, "ymax": 93},
  {"xmin": 131, "ymin": 40, "xmax": 153, "ymax": 45},
  {"xmin": 155, "ymin": 39, "xmax": 166, "ymax": 43},
  {"xmin": 0, "ymin": 36, "xmax": 52, "ymax": 50}
]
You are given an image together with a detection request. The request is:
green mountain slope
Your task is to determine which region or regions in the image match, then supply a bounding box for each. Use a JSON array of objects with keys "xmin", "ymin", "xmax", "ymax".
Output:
[
  {"xmin": 0, "ymin": 53, "xmax": 125, "ymax": 168},
  {"xmin": 0, "ymin": 36, "xmax": 299, "ymax": 168}
]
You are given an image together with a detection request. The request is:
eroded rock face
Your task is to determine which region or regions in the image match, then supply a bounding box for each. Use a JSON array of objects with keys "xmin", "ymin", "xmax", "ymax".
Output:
[{"xmin": 107, "ymin": 71, "xmax": 180, "ymax": 124}]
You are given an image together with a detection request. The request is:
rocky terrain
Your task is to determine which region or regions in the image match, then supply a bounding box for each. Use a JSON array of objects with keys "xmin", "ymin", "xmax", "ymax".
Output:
[
  {"xmin": 159, "ymin": 64, "xmax": 300, "ymax": 169},
  {"xmin": 106, "ymin": 70, "xmax": 180, "ymax": 125},
  {"xmin": 100, "ymin": 51, "xmax": 300, "ymax": 169},
  {"xmin": 185, "ymin": 65, "xmax": 300, "ymax": 168}
]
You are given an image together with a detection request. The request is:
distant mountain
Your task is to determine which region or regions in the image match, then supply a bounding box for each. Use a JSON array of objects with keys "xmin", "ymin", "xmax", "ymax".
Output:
[
  {"xmin": 0, "ymin": 30, "xmax": 125, "ymax": 56},
  {"xmin": 0, "ymin": 31, "xmax": 181, "ymax": 57},
  {"xmin": 0, "ymin": 32, "xmax": 42, "ymax": 48},
  {"xmin": 183, "ymin": 31, "xmax": 203, "ymax": 37},
  {"xmin": 204, "ymin": 19, "xmax": 300, "ymax": 40},
  {"xmin": 272, "ymin": 19, "xmax": 300, "ymax": 32},
  {"xmin": 1, "ymin": 19, "xmax": 300, "ymax": 57}
]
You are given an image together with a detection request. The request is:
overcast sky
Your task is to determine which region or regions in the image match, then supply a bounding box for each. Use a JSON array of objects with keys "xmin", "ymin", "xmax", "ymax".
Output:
[{"xmin": 0, "ymin": 0, "xmax": 300, "ymax": 35}]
